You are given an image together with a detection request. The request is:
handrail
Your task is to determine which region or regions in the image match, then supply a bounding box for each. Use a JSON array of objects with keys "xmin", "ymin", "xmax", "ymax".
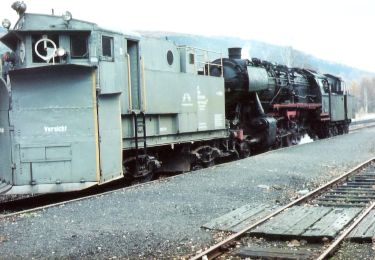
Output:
[
  {"xmin": 125, "ymin": 53, "xmax": 133, "ymax": 112},
  {"xmin": 141, "ymin": 58, "xmax": 147, "ymax": 112},
  {"xmin": 177, "ymin": 45, "xmax": 223, "ymax": 77}
]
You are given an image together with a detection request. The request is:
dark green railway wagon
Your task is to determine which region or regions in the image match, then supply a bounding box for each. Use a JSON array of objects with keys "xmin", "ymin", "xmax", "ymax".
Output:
[{"xmin": 0, "ymin": 6, "xmax": 227, "ymax": 194}]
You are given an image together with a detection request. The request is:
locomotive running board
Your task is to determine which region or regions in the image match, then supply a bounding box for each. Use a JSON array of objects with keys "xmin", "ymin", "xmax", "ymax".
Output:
[{"xmin": 2, "ymin": 182, "xmax": 98, "ymax": 195}]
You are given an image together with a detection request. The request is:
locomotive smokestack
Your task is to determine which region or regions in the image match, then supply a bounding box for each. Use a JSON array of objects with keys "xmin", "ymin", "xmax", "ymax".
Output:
[{"xmin": 228, "ymin": 47, "xmax": 242, "ymax": 59}]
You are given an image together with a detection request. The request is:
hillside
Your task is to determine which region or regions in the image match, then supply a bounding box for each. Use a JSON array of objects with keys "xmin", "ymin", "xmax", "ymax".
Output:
[
  {"xmin": 0, "ymin": 28, "xmax": 372, "ymax": 82},
  {"xmin": 140, "ymin": 31, "xmax": 372, "ymax": 82},
  {"xmin": 0, "ymin": 28, "xmax": 8, "ymax": 53}
]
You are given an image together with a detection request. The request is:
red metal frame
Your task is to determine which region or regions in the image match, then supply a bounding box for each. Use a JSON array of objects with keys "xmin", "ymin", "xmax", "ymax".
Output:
[
  {"xmin": 271, "ymin": 102, "xmax": 325, "ymax": 120},
  {"xmin": 273, "ymin": 103, "xmax": 322, "ymax": 110}
]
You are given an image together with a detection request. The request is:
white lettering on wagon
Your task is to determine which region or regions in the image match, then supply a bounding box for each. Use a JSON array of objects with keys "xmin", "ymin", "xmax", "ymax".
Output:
[
  {"xmin": 181, "ymin": 93, "xmax": 193, "ymax": 107},
  {"xmin": 197, "ymin": 85, "xmax": 208, "ymax": 111},
  {"xmin": 0, "ymin": 127, "xmax": 4, "ymax": 134},
  {"xmin": 44, "ymin": 126, "xmax": 67, "ymax": 133}
]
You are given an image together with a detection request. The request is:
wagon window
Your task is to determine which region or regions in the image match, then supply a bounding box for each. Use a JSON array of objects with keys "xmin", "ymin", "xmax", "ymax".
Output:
[
  {"xmin": 167, "ymin": 50, "xmax": 173, "ymax": 65},
  {"xmin": 71, "ymin": 35, "xmax": 88, "ymax": 59},
  {"xmin": 102, "ymin": 36, "xmax": 113, "ymax": 59},
  {"xmin": 189, "ymin": 53, "xmax": 195, "ymax": 64}
]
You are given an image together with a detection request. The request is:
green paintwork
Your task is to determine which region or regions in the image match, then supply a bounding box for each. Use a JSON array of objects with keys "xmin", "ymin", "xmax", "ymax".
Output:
[
  {"xmin": 330, "ymin": 95, "xmax": 345, "ymax": 121},
  {"xmin": 322, "ymin": 94, "xmax": 355, "ymax": 122},
  {"xmin": 0, "ymin": 12, "xmax": 227, "ymax": 193},
  {"xmin": 8, "ymin": 65, "xmax": 99, "ymax": 192},
  {"xmin": 98, "ymin": 94, "xmax": 123, "ymax": 183},
  {"xmin": 0, "ymin": 78, "xmax": 12, "ymax": 184}
]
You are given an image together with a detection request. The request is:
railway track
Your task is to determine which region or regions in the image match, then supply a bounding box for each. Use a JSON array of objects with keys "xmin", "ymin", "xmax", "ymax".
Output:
[
  {"xmin": 0, "ymin": 176, "xmax": 152, "ymax": 217},
  {"xmin": 1, "ymin": 119, "xmax": 374, "ymax": 218},
  {"xmin": 192, "ymin": 158, "xmax": 375, "ymax": 260},
  {"xmin": 349, "ymin": 117, "xmax": 375, "ymax": 131}
]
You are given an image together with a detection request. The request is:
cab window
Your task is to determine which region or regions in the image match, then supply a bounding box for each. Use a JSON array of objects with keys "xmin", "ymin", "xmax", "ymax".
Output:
[
  {"xmin": 102, "ymin": 36, "xmax": 113, "ymax": 60},
  {"xmin": 70, "ymin": 35, "xmax": 88, "ymax": 59}
]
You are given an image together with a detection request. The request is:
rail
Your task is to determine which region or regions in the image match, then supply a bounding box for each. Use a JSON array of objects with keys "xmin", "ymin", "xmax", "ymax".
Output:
[
  {"xmin": 316, "ymin": 202, "xmax": 375, "ymax": 260},
  {"xmin": 191, "ymin": 157, "xmax": 375, "ymax": 260}
]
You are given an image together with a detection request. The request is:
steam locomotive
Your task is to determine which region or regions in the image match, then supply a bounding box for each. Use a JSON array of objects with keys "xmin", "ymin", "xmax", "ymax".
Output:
[
  {"xmin": 0, "ymin": 2, "xmax": 354, "ymax": 194},
  {"xmin": 210, "ymin": 48, "xmax": 353, "ymax": 149}
]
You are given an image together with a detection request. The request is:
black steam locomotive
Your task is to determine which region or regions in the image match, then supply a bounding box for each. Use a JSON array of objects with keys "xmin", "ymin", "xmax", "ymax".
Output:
[{"xmin": 211, "ymin": 47, "xmax": 353, "ymax": 152}]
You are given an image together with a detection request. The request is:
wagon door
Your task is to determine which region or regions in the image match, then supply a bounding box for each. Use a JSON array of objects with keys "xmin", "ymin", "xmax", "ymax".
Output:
[
  {"xmin": 97, "ymin": 94, "xmax": 123, "ymax": 183},
  {"xmin": 96, "ymin": 34, "xmax": 124, "ymax": 183},
  {"xmin": 9, "ymin": 65, "xmax": 100, "ymax": 193},
  {"xmin": 126, "ymin": 40, "xmax": 141, "ymax": 110},
  {"xmin": 0, "ymin": 79, "xmax": 12, "ymax": 191}
]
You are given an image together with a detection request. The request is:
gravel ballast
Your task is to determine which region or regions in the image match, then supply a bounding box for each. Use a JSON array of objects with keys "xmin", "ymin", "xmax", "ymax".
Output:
[{"xmin": 1, "ymin": 128, "xmax": 375, "ymax": 258}]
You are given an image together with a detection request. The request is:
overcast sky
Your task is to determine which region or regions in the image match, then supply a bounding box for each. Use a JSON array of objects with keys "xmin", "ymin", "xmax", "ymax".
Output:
[{"xmin": 0, "ymin": 0, "xmax": 374, "ymax": 72}]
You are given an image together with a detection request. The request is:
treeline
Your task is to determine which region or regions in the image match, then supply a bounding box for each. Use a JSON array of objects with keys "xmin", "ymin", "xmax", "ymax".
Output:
[
  {"xmin": 154, "ymin": 32, "xmax": 374, "ymax": 116},
  {"xmin": 350, "ymin": 77, "xmax": 375, "ymax": 114},
  {"xmin": 141, "ymin": 32, "xmax": 372, "ymax": 83}
]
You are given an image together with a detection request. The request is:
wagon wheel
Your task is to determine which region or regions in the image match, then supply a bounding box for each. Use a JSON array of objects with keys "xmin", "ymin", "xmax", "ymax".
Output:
[
  {"xmin": 191, "ymin": 146, "xmax": 219, "ymax": 169},
  {"xmin": 191, "ymin": 163, "xmax": 204, "ymax": 171},
  {"xmin": 131, "ymin": 171, "xmax": 155, "ymax": 184},
  {"xmin": 123, "ymin": 156, "xmax": 156, "ymax": 184}
]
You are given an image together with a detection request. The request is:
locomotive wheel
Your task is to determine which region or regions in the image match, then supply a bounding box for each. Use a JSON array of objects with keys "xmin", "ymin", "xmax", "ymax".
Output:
[
  {"xmin": 328, "ymin": 126, "xmax": 335, "ymax": 137},
  {"xmin": 344, "ymin": 123, "xmax": 349, "ymax": 134},
  {"xmin": 332, "ymin": 125, "xmax": 339, "ymax": 136},
  {"xmin": 337, "ymin": 125, "xmax": 344, "ymax": 135},
  {"xmin": 291, "ymin": 134, "xmax": 300, "ymax": 145},
  {"xmin": 273, "ymin": 136, "xmax": 282, "ymax": 149},
  {"xmin": 237, "ymin": 142, "xmax": 251, "ymax": 158},
  {"xmin": 282, "ymin": 135, "xmax": 292, "ymax": 147}
]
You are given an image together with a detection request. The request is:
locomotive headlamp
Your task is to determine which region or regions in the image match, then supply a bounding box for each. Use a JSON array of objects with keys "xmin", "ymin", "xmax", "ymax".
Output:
[
  {"xmin": 11, "ymin": 1, "xmax": 27, "ymax": 15},
  {"xmin": 1, "ymin": 19, "xmax": 11, "ymax": 30},
  {"xmin": 56, "ymin": 47, "xmax": 66, "ymax": 57},
  {"xmin": 2, "ymin": 19, "xmax": 11, "ymax": 30},
  {"xmin": 62, "ymin": 11, "xmax": 72, "ymax": 22}
]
